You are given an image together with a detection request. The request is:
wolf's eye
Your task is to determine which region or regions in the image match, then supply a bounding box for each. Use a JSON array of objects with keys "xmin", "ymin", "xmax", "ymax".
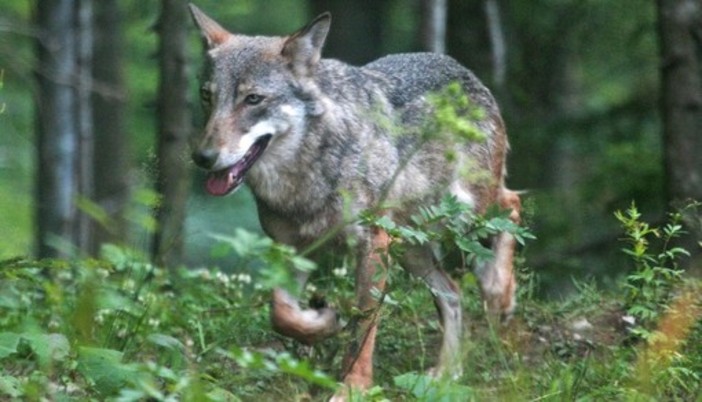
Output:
[{"xmin": 244, "ymin": 94, "xmax": 264, "ymax": 106}]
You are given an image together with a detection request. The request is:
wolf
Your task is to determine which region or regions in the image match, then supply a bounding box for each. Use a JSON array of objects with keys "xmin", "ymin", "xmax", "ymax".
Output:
[{"xmin": 189, "ymin": 4, "xmax": 521, "ymax": 399}]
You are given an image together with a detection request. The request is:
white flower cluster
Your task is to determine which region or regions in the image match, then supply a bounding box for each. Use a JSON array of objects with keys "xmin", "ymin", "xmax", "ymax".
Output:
[
  {"xmin": 232, "ymin": 273, "xmax": 252, "ymax": 284},
  {"xmin": 191, "ymin": 268, "xmax": 253, "ymax": 287},
  {"xmin": 95, "ymin": 309, "xmax": 110, "ymax": 324},
  {"xmin": 121, "ymin": 278, "xmax": 136, "ymax": 291},
  {"xmin": 213, "ymin": 271, "xmax": 254, "ymax": 287},
  {"xmin": 193, "ymin": 268, "xmax": 212, "ymax": 280},
  {"xmin": 332, "ymin": 267, "xmax": 348, "ymax": 277}
]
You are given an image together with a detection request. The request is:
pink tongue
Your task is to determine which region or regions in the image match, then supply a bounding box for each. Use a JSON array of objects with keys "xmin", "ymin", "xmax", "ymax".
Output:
[{"xmin": 206, "ymin": 171, "xmax": 234, "ymax": 196}]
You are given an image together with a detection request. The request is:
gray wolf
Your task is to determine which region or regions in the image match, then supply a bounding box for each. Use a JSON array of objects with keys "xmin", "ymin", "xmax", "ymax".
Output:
[{"xmin": 189, "ymin": 4, "xmax": 521, "ymax": 399}]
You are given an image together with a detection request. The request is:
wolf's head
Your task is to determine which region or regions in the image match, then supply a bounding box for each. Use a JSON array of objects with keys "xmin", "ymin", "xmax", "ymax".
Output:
[{"xmin": 189, "ymin": 5, "xmax": 330, "ymax": 196}]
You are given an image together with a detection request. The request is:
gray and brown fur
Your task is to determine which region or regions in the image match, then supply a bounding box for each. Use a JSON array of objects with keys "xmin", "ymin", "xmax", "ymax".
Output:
[{"xmin": 189, "ymin": 5, "xmax": 521, "ymax": 399}]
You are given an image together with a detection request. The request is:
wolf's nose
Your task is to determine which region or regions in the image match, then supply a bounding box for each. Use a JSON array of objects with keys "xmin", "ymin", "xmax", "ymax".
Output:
[{"xmin": 192, "ymin": 149, "xmax": 219, "ymax": 169}]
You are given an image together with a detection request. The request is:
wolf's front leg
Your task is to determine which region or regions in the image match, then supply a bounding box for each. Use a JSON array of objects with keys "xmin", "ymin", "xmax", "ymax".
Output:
[
  {"xmin": 400, "ymin": 245, "xmax": 463, "ymax": 379},
  {"xmin": 331, "ymin": 227, "xmax": 390, "ymax": 402},
  {"xmin": 476, "ymin": 188, "xmax": 521, "ymax": 321},
  {"xmin": 270, "ymin": 271, "xmax": 340, "ymax": 344}
]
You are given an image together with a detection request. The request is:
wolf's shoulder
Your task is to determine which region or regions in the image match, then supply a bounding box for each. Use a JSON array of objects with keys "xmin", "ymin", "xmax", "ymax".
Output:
[{"xmin": 363, "ymin": 53, "xmax": 494, "ymax": 109}]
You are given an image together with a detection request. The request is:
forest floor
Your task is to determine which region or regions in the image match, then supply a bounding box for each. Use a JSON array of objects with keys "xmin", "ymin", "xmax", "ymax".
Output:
[{"xmin": 0, "ymin": 239, "xmax": 700, "ymax": 401}]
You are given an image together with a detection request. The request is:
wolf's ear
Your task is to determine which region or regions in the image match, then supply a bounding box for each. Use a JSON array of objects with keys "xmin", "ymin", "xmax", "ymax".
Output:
[
  {"xmin": 282, "ymin": 13, "xmax": 331, "ymax": 77},
  {"xmin": 189, "ymin": 4, "xmax": 232, "ymax": 48}
]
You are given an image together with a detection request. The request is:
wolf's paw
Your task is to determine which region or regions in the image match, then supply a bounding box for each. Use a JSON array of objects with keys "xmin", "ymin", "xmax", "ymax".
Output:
[
  {"xmin": 328, "ymin": 390, "xmax": 346, "ymax": 402},
  {"xmin": 271, "ymin": 288, "xmax": 341, "ymax": 344}
]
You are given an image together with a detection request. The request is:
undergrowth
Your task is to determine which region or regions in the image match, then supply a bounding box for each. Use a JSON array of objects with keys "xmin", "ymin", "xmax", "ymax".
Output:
[{"xmin": 0, "ymin": 202, "xmax": 700, "ymax": 401}]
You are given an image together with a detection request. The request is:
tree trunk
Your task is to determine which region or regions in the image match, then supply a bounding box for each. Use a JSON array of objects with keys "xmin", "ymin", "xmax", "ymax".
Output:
[
  {"xmin": 657, "ymin": 0, "xmax": 702, "ymax": 265},
  {"xmin": 657, "ymin": 0, "xmax": 702, "ymax": 204},
  {"xmin": 92, "ymin": 0, "xmax": 129, "ymax": 254},
  {"xmin": 35, "ymin": 0, "xmax": 78, "ymax": 258},
  {"xmin": 420, "ymin": 0, "xmax": 448, "ymax": 53},
  {"xmin": 152, "ymin": 0, "xmax": 192, "ymax": 267},
  {"xmin": 75, "ymin": 0, "xmax": 93, "ymax": 252}
]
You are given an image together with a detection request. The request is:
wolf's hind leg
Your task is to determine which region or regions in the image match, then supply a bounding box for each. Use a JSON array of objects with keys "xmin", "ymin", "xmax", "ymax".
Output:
[
  {"xmin": 476, "ymin": 188, "xmax": 521, "ymax": 321},
  {"xmin": 401, "ymin": 245, "xmax": 463, "ymax": 378}
]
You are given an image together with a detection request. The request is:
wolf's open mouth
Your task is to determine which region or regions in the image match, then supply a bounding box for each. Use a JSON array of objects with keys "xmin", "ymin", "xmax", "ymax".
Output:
[{"xmin": 205, "ymin": 134, "xmax": 272, "ymax": 196}]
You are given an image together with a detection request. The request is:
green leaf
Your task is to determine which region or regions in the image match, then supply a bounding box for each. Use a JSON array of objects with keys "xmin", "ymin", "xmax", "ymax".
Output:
[
  {"xmin": 276, "ymin": 353, "xmax": 337, "ymax": 389},
  {"xmin": 100, "ymin": 243, "xmax": 130, "ymax": 267},
  {"xmin": 76, "ymin": 195, "xmax": 113, "ymax": 230},
  {"xmin": 226, "ymin": 348, "xmax": 336, "ymax": 390},
  {"xmin": 77, "ymin": 347, "xmax": 137, "ymax": 396},
  {"xmin": 291, "ymin": 255, "xmax": 317, "ymax": 273},
  {"xmin": 0, "ymin": 332, "xmax": 21, "ymax": 359},
  {"xmin": 23, "ymin": 333, "xmax": 70, "ymax": 365},
  {"xmin": 456, "ymin": 238, "xmax": 494, "ymax": 262},
  {"xmin": 394, "ymin": 372, "xmax": 473, "ymax": 401},
  {"xmin": 147, "ymin": 333, "xmax": 185, "ymax": 352},
  {"xmin": 207, "ymin": 387, "xmax": 242, "ymax": 402},
  {"xmin": 374, "ymin": 215, "xmax": 397, "ymax": 231},
  {"xmin": 0, "ymin": 375, "xmax": 22, "ymax": 398},
  {"xmin": 210, "ymin": 229, "xmax": 273, "ymax": 258}
]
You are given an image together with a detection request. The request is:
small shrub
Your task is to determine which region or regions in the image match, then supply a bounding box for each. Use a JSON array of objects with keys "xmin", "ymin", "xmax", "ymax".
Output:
[{"xmin": 615, "ymin": 202, "xmax": 688, "ymax": 338}]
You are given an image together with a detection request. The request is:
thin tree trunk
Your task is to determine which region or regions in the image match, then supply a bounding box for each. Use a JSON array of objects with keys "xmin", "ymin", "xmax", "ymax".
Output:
[
  {"xmin": 75, "ymin": 0, "xmax": 93, "ymax": 252},
  {"xmin": 420, "ymin": 0, "xmax": 448, "ymax": 53},
  {"xmin": 92, "ymin": 0, "xmax": 129, "ymax": 254},
  {"xmin": 484, "ymin": 0, "xmax": 506, "ymax": 88},
  {"xmin": 152, "ymin": 0, "xmax": 192, "ymax": 267},
  {"xmin": 35, "ymin": 0, "xmax": 78, "ymax": 258}
]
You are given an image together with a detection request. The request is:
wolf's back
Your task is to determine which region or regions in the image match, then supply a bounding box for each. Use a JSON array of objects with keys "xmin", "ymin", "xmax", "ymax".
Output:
[
  {"xmin": 364, "ymin": 53, "xmax": 498, "ymax": 114},
  {"xmin": 361, "ymin": 52, "xmax": 508, "ymax": 212}
]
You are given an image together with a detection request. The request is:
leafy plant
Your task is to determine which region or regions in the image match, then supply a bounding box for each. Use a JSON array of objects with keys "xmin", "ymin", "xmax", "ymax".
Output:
[
  {"xmin": 1, "ymin": 199, "xmax": 701, "ymax": 400},
  {"xmin": 364, "ymin": 194, "xmax": 534, "ymax": 269},
  {"xmin": 425, "ymin": 81, "xmax": 487, "ymax": 145},
  {"xmin": 616, "ymin": 202, "xmax": 702, "ymax": 399},
  {"xmin": 615, "ymin": 202, "xmax": 688, "ymax": 338}
]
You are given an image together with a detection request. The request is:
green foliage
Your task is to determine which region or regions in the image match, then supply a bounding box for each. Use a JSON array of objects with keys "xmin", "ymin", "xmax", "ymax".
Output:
[
  {"xmin": 359, "ymin": 194, "xmax": 534, "ymax": 334},
  {"xmin": 77, "ymin": 346, "xmax": 138, "ymax": 396},
  {"xmin": 1, "ymin": 199, "xmax": 701, "ymax": 400},
  {"xmin": 224, "ymin": 347, "xmax": 337, "ymax": 390},
  {"xmin": 614, "ymin": 203, "xmax": 702, "ymax": 400},
  {"xmin": 615, "ymin": 202, "xmax": 688, "ymax": 337},
  {"xmin": 394, "ymin": 372, "xmax": 474, "ymax": 401},
  {"xmin": 209, "ymin": 228, "xmax": 316, "ymax": 294},
  {"xmin": 365, "ymin": 194, "xmax": 534, "ymax": 268},
  {"xmin": 425, "ymin": 82, "xmax": 487, "ymax": 145}
]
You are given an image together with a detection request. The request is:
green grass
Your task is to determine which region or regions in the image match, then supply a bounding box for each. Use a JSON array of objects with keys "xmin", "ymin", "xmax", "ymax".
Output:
[
  {"xmin": 0, "ymin": 198, "xmax": 700, "ymax": 401},
  {"xmin": 0, "ymin": 231, "xmax": 700, "ymax": 401}
]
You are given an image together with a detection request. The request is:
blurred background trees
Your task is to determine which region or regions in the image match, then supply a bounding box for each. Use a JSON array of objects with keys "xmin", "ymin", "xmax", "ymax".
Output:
[
  {"xmin": 152, "ymin": 0, "xmax": 192, "ymax": 267},
  {"xmin": 92, "ymin": 0, "xmax": 129, "ymax": 256},
  {"xmin": 0, "ymin": 0, "xmax": 699, "ymax": 295}
]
